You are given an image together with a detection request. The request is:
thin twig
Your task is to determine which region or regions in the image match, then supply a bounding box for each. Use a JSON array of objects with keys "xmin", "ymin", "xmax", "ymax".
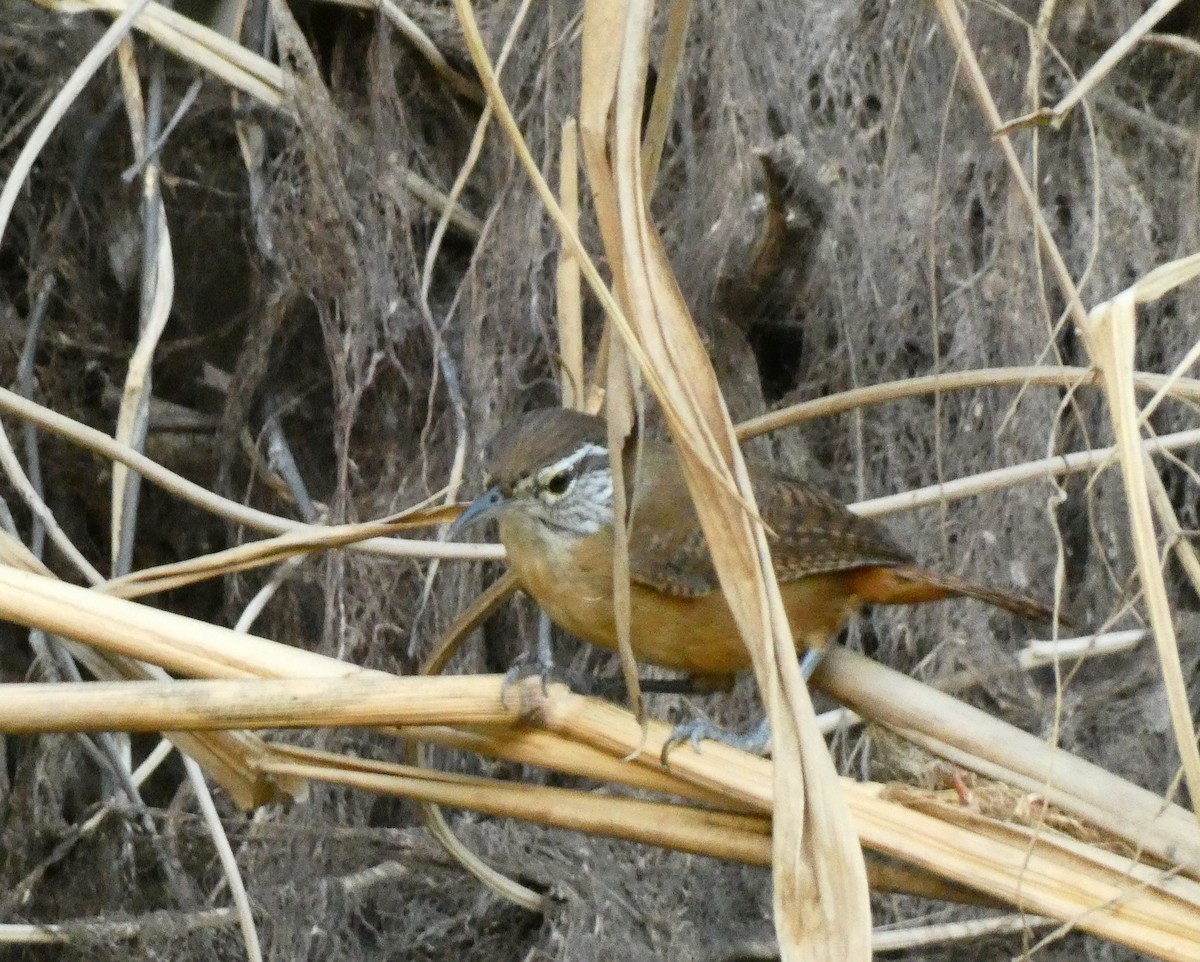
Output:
[
  {"xmin": 0, "ymin": 0, "xmax": 157, "ymax": 244},
  {"xmin": 854, "ymin": 427, "xmax": 1200, "ymax": 518},
  {"xmin": 121, "ymin": 77, "xmax": 204, "ymax": 183},
  {"xmin": 182, "ymin": 757, "xmax": 263, "ymax": 962},
  {"xmin": 0, "ymin": 385, "xmax": 502, "ymax": 561}
]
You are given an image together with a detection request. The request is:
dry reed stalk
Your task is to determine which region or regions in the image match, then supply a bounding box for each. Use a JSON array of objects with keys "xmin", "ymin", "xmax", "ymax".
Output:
[
  {"xmin": 0, "ymin": 677, "xmax": 521, "ymax": 733},
  {"xmin": 870, "ymin": 914, "xmax": 1055, "ymax": 954},
  {"xmin": 639, "ymin": 0, "xmax": 691, "ymax": 190},
  {"xmin": 420, "ymin": 571, "xmax": 520, "ymax": 675},
  {"xmin": 854, "ymin": 426, "xmax": 1200, "ymax": 518},
  {"xmin": 932, "ymin": 0, "xmax": 1089, "ymax": 331},
  {"xmin": 1042, "ymin": 0, "xmax": 1185, "ymax": 126},
  {"xmin": 109, "ymin": 39, "xmax": 175, "ymax": 585},
  {"xmin": 1144, "ymin": 30, "xmax": 1200, "ymax": 60},
  {"xmin": 3, "ymin": 578, "xmax": 1198, "ymax": 960},
  {"xmin": 103, "ymin": 504, "xmax": 463, "ymax": 599},
  {"xmin": 181, "ymin": 753, "xmax": 262, "ymax": 962},
  {"xmin": 933, "ymin": 0, "xmax": 1200, "ymax": 820},
  {"xmin": 1017, "ymin": 628, "xmax": 1146, "ymax": 669},
  {"xmin": 1086, "ymin": 291, "xmax": 1200, "ymax": 813},
  {"xmin": 258, "ymin": 748, "xmax": 774, "ymax": 865},
  {"xmin": 0, "ymin": 564, "xmax": 368, "ymax": 680},
  {"xmin": 400, "ymin": 723, "xmax": 762, "ymax": 811},
  {"xmin": 0, "ymin": 909, "xmax": 236, "ymax": 946},
  {"xmin": 556, "ymin": 118, "xmax": 585, "ymax": 410},
  {"xmin": 813, "ymin": 648, "xmax": 1200, "ymax": 874},
  {"xmin": 735, "ymin": 365, "xmax": 1200, "ymax": 439}
]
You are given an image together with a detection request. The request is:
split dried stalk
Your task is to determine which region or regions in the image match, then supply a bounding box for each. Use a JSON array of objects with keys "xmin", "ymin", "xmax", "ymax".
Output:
[
  {"xmin": 556, "ymin": 118, "xmax": 585, "ymax": 410},
  {"xmin": 1086, "ymin": 291, "xmax": 1200, "ymax": 812},
  {"xmin": 574, "ymin": 3, "xmax": 871, "ymax": 957}
]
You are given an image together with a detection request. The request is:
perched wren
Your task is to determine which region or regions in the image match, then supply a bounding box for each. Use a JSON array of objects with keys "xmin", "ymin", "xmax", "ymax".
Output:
[{"xmin": 451, "ymin": 408, "xmax": 1056, "ymax": 699}]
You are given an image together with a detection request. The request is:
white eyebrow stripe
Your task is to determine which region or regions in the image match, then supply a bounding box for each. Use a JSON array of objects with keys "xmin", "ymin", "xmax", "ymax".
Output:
[{"xmin": 541, "ymin": 443, "xmax": 609, "ymax": 478}]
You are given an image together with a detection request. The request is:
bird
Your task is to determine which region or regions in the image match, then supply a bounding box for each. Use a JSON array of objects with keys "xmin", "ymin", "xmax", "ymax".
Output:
[{"xmin": 450, "ymin": 408, "xmax": 1058, "ymax": 737}]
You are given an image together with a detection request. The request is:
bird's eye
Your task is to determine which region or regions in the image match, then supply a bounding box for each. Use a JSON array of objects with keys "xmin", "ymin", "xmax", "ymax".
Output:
[{"xmin": 544, "ymin": 472, "xmax": 571, "ymax": 495}]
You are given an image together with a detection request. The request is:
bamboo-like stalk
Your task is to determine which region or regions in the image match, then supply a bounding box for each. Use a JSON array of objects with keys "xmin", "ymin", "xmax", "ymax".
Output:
[
  {"xmin": 532, "ymin": 689, "xmax": 1200, "ymax": 962},
  {"xmin": 0, "ymin": 677, "xmax": 520, "ymax": 733},
  {"xmin": 5, "ymin": 657, "xmax": 1199, "ymax": 957},
  {"xmin": 814, "ymin": 648, "xmax": 1200, "ymax": 874},
  {"xmin": 257, "ymin": 752, "xmax": 774, "ymax": 866}
]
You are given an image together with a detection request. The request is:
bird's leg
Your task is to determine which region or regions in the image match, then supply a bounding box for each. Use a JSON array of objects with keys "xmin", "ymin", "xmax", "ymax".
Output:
[
  {"xmin": 659, "ymin": 648, "xmax": 827, "ymax": 763},
  {"xmin": 798, "ymin": 647, "xmax": 824, "ymax": 680},
  {"xmin": 501, "ymin": 611, "xmax": 555, "ymax": 703}
]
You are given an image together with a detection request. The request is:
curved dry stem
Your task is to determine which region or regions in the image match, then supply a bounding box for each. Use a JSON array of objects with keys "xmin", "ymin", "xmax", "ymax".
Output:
[
  {"xmin": 181, "ymin": 756, "xmax": 262, "ymax": 962},
  {"xmin": 0, "ymin": 386, "xmax": 502, "ymax": 562},
  {"xmin": 37, "ymin": 0, "xmax": 284, "ymax": 107},
  {"xmin": 736, "ymin": 366, "xmax": 1200, "ymax": 440}
]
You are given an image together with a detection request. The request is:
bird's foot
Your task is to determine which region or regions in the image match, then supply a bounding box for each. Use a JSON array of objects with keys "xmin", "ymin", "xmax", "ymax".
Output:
[
  {"xmin": 501, "ymin": 614, "xmax": 555, "ymax": 707},
  {"xmin": 660, "ymin": 716, "xmax": 772, "ymax": 764},
  {"xmin": 500, "ymin": 649, "xmax": 556, "ymax": 705},
  {"xmin": 657, "ymin": 650, "xmax": 824, "ymax": 763}
]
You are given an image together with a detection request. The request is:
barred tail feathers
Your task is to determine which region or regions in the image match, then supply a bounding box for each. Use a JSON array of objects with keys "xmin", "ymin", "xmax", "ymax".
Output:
[{"xmin": 849, "ymin": 564, "xmax": 1063, "ymax": 625}]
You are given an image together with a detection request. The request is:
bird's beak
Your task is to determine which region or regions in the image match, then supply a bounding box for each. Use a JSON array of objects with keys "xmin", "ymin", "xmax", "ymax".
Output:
[{"xmin": 447, "ymin": 485, "xmax": 508, "ymax": 539}]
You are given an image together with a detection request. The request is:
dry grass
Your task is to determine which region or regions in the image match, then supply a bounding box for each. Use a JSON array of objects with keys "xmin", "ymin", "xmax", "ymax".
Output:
[{"xmin": 2, "ymin": 1, "xmax": 1199, "ymax": 961}]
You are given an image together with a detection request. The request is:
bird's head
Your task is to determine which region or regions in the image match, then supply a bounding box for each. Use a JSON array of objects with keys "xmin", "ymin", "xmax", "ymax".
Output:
[{"xmin": 449, "ymin": 409, "xmax": 616, "ymax": 540}]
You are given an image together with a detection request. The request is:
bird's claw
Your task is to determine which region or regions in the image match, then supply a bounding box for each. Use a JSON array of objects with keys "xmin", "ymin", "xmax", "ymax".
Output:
[
  {"xmin": 501, "ymin": 612, "xmax": 556, "ymax": 708},
  {"xmin": 658, "ymin": 650, "xmax": 823, "ymax": 763},
  {"xmin": 660, "ymin": 716, "xmax": 772, "ymax": 765},
  {"xmin": 500, "ymin": 649, "xmax": 555, "ymax": 707}
]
